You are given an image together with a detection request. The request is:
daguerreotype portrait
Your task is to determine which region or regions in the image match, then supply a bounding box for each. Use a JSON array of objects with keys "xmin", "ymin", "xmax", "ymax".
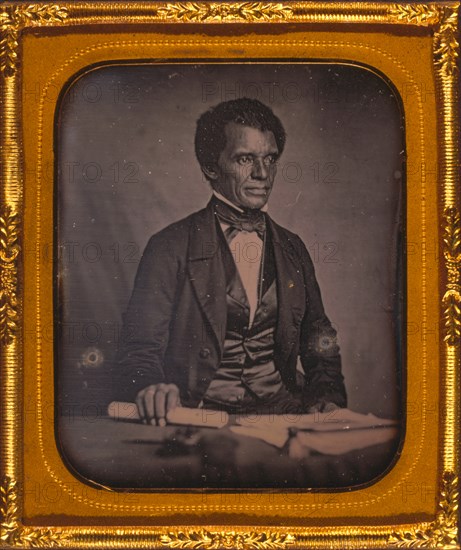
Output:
[
  {"xmin": 56, "ymin": 64, "xmax": 403, "ymax": 489},
  {"xmin": 1, "ymin": 2, "xmax": 459, "ymax": 549}
]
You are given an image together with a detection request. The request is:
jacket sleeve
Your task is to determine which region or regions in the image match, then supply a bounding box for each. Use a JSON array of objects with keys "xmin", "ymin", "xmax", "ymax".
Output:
[
  {"xmin": 114, "ymin": 231, "xmax": 180, "ymax": 401},
  {"xmin": 296, "ymin": 237, "xmax": 347, "ymax": 409}
]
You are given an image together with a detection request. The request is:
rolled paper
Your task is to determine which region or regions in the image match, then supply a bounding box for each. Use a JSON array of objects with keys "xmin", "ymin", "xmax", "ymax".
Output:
[
  {"xmin": 167, "ymin": 406, "xmax": 229, "ymax": 428},
  {"xmin": 107, "ymin": 401, "xmax": 229, "ymax": 428},
  {"xmin": 107, "ymin": 401, "xmax": 139, "ymax": 421}
]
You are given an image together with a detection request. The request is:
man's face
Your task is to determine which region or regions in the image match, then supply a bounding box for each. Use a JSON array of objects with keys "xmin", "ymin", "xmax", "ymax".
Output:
[{"xmin": 209, "ymin": 122, "xmax": 279, "ymax": 210}]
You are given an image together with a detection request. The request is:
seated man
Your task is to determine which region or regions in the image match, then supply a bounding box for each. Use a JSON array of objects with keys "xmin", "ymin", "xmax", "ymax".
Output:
[{"xmin": 116, "ymin": 97, "xmax": 347, "ymax": 425}]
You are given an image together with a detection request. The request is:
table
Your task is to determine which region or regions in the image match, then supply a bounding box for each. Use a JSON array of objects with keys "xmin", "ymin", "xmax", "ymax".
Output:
[{"xmin": 57, "ymin": 416, "xmax": 400, "ymax": 490}]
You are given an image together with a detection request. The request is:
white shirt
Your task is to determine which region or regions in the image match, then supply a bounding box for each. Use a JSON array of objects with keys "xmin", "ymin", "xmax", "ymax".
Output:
[{"xmin": 213, "ymin": 191, "xmax": 266, "ymax": 327}]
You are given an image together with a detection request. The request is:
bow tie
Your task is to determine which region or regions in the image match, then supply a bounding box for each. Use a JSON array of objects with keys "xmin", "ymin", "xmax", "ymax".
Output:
[{"xmin": 212, "ymin": 196, "xmax": 266, "ymax": 240}]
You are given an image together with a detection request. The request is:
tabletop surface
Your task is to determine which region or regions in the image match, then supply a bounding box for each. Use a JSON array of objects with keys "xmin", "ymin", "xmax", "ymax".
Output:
[{"xmin": 57, "ymin": 415, "xmax": 401, "ymax": 490}]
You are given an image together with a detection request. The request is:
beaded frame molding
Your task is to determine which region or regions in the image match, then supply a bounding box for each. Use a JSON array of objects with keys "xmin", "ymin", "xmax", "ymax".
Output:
[{"xmin": 0, "ymin": 1, "xmax": 460, "ymax": 549}]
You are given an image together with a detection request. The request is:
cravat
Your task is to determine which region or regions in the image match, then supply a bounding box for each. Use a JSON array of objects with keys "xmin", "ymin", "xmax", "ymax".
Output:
[{"xmin": 212, "ymin": 196, "xmax": 266, "ymax": 242}]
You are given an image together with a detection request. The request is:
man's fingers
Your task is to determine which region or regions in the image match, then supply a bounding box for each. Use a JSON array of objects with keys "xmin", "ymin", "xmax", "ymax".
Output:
[
  {"xmin": 154, "ymin": 386, "xmax": 167, "ymax": 427},
  {"xmin": 143, "ymin": 387, "xmax": 157, "ymax": 425},
  {"xmin": 322, "ymin": 401, "xmax": 340, "ymax": 413},
  {"xmin": 135, "ymin": 391, "xmax": 147, "ymax": 424},
  {"xmin": 165, "ymin": 385, "xmax": 181, "ymax": 418},
  {"xmin": 307, "ymin": 401, "xmax": 340, "ymax": 414},
  {"xmin": 136, "ymin": 383, "xmax": 181, "ymax": 426}
]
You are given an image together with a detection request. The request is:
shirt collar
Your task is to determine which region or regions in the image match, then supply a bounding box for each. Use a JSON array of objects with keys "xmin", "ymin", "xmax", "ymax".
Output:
[{"xmin": 212, "ymin": 190, "xmax": 269, "ymax": 213}]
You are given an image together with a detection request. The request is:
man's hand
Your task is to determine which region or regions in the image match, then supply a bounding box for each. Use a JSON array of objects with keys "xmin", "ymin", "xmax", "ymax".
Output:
[
  {"xmin": 307, "ymin": 401, "xmax": 341, "ymax": 414},
  {"xmin": 135, "ymin": 383, "xmax": 181, "ymax": 426}
]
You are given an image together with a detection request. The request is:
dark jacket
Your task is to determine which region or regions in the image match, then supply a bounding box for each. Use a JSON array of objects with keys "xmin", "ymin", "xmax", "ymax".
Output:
[{"xmin": 116, "ymin": 200, "xmax": 347, "ymax": 409}]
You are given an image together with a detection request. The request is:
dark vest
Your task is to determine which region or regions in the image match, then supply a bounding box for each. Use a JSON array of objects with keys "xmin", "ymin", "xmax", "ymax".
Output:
[{"xmin": 203, "ymin": 220, "xmax": 284, "ymax": 407}]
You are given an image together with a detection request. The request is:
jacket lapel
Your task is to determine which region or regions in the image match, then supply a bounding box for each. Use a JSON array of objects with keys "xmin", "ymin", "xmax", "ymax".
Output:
[
  {"xmin": 187, "ymin": 201, "xmax": 227, "ymax": 351},
  {"xmin": 268, "ymin": 218, "xmax": 306, "ymax": 358}
]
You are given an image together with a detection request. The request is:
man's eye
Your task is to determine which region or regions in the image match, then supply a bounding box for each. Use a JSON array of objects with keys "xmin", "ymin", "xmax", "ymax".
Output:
[
  {"xmin": 264, "ymin": 155, "xmax": 277, "ymax": 165},
  {"xmin": 237, "ymin": 156, "xmax": 253, "ymax": 165}
]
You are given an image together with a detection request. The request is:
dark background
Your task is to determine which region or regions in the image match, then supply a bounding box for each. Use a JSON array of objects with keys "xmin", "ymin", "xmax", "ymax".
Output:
[{"xmin": 56, "ymin": 63, "xmax": 405, "ymax": 420}]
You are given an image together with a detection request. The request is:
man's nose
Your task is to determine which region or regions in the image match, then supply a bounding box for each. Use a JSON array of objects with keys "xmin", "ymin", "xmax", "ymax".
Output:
[{"xmin": 251, "ymin": 158, "xmax": 269, "ymax": 180}]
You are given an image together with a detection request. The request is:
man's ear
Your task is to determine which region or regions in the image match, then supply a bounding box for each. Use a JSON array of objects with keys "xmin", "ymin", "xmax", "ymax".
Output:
[{"xmin": 201, "ymin": 164, "xmax": 218, "ymax": 181}]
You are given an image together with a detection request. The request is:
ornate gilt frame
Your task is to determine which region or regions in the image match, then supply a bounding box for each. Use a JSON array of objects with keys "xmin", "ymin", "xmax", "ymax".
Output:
[{"xmin": 0, "ymin": 2, "xmax": 459, "ymax": 548}]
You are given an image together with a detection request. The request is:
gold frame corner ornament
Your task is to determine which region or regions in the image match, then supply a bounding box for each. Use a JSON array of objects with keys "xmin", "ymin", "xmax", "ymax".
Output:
[
  {"xmin": 433, "ymin": 5, "xmax": 460, "ymax": 76},
  {"xmin": 388, "ymin": 2, "xmax": 460, "ymax": 76},
  {"xmin": 0, "ymin": 476, "xmax": 68, "ymax": 547},
  {"xmin": 388, "ymin": 471, "xmax": 459, "ymax": 548},
  {"xmin": 0, "ymin": 4, "xmax": 68, "ymax": 77}
]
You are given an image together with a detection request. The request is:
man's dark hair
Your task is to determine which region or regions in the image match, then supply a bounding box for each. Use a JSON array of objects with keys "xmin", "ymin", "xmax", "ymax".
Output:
[{"xmin": 195, "ymin": 97, "xmax": 286, "ymax": 177}]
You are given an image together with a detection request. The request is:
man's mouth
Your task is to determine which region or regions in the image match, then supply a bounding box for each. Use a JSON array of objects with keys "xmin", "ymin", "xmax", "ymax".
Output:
[{"xmin": 245, "ymin": 187, "xmax": 268, "ymax": 196}]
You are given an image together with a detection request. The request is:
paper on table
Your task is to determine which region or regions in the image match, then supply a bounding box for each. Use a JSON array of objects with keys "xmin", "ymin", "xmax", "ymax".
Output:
[
  {"xmin": 291, "ymin": 426, "xmax": 399, "ymax": 456},
  {"xmin": 229, "ymin": 425, "xmax": 289, "ymax": 448},
  {"xmin": 231, "ymin": 409, "xmax": 399, "ymax": 449},
  {"xmin": 235, "ymin": 408, "xmax": 398, "ymax": 432}
]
